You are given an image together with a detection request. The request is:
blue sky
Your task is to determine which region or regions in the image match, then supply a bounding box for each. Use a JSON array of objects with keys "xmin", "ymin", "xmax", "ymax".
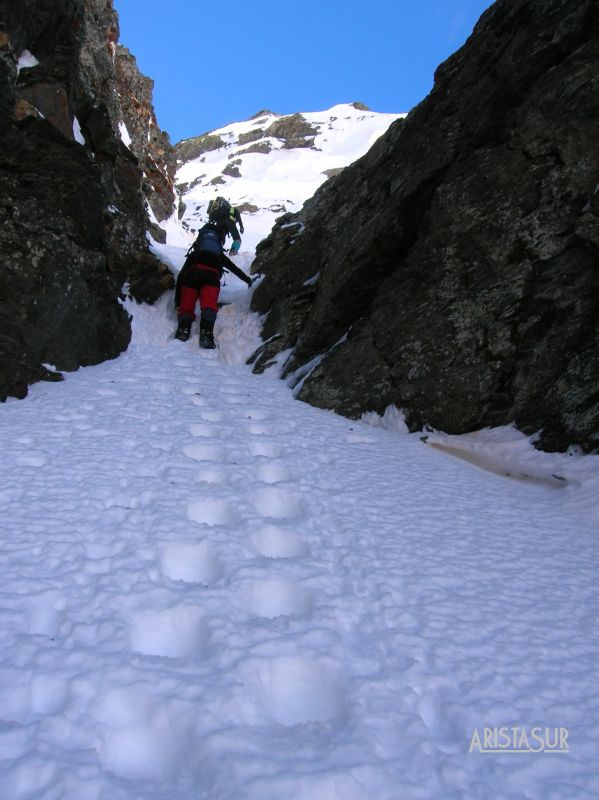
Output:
[{"xmin": 114, "ymin": 0, "xmax": 494, "ymax": 144}]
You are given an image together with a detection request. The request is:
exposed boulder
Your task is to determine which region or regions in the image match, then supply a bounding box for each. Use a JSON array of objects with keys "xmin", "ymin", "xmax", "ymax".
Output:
[
  {"xmin": 250, "ymin": 0, "xmax": 599, "ymax": 452},
  {"xmin": 266, "ymin": 113, "xmax": 319, "ymax": 149},
  {"xmin": 175, "ymin": 133, "xmax": 225, "ymax": 163},
  {"xmin": 177, "ymin": 175, "xmax": 205, "ymax": 194},
  {"xmin": 235, "ymin": 141, "xmax": 272, "ymax": 157},
  {"xmin": 128, "ymin": 251, "xmax": 175, "ymax": 304},
  {"xmin": 237, "ymin": 202, "xmax": 259, "ymax": 214},
  {"xmin": 222, "ymin": 160, "xmax": 241, "ymax": 178},
  {"xmin": 238, "ymin": 127, "xmax": 265, "ymax": 145}
]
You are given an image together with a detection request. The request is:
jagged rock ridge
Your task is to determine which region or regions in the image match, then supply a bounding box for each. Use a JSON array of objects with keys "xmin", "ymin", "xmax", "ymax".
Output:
[
  {"xmin": 114, "ymin": 45, "xmax": 177, "ymax": 230},
  {"xmin": 249, "ymin": 0, "xmax": 599, "ymax": 452}
]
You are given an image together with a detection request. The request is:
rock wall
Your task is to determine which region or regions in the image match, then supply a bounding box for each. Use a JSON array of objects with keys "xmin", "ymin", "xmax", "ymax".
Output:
[
  {"xmin": 250, "ymin": 0, "xmax": 599, "ymax": 452},
  {"xmin": 0, "ymin": 0, "xmax": 173, "ymax": 401},
  {"xmin": 114, "ymin": 45, "xmax": 177, "ymax": 230}
]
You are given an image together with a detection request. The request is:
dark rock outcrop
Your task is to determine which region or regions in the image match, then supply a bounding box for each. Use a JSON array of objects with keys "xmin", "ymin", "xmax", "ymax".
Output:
[
  {"xmin": 236, "ymin": 141, "xmax": 272, "ymax": 157},
  {"xmin": 174, "ymin": 133, "xmax": 224, "ymax": 164},
  {"xmin": 0, "ymin": 0, "xmax": 174, "ymax": 402},
  {"xmin": 222, "ymin": 160, "xmax": 241, "ymax": 178},
  {"xmin": 250, "ymin": 109, "xmax": 278, "ymax": 120},
  {"xmin": 238, "ymin": 128, "xmax": 265, "ymax": 145},
  {"xmin": 250, "ymin": 0, "xmax": 599, "ymax": 452},
  {"xmin": 233, "ymin": 113, "xmax": 319, "ymax": 152},
  {"xmin": 266, "ymin": 113, "xmax": 318, "ymax": 149}
]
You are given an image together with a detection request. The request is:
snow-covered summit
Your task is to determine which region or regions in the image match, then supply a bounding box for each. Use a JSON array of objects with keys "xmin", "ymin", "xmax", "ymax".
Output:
[{"xmin": 160, "ymin": 103, "xmax": 403, "ymax": 262}]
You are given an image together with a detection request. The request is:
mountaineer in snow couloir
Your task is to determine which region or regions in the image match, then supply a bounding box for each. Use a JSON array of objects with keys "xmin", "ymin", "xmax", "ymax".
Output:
[
  {"xmin": 207, "ymin": 196, "xmax": 243, "ymax": 255},
  {"xmin": 174, "ymin": 221, "xmax": 253, "ymax": 349}
]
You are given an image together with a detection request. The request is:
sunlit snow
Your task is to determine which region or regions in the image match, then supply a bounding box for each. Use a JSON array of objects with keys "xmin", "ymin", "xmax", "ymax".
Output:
[
  {"xmin": 1, "ymin": 289, "xmax": 598, "ymax": 798},
  {"xmin": 154, "ymin": 103, "xmax": 404, "ymax": 274},
  {"xmin": 16, "ymin": 49, "xmax": 39, "ymax": 73},
  {"xmin": 119, "ymin": 120, "xmax": 132, "ymax": 147}
]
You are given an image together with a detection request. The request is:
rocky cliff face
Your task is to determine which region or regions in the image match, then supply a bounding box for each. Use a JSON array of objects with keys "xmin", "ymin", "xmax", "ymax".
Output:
[
  {"xmin": 250, "ymin": 0, "xmax": 599, "ymax": 452},
  {"xmin": 0, "ymin": 0, "xmax": 174, "ymax": 401},
  {"xmin": 114, "ymin": 45, "xmax": 177, "ymax": 232}
]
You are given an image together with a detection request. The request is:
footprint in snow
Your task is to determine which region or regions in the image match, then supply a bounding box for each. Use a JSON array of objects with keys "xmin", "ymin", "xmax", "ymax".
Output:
[
  {"xmin": 235, "ymin": 579, "xmax": 312, "ymax": 619},
  {"xmin": 253, "ymin": 487, "xmax": 304, "ymax": 520},
  {"xmin": 29, "ymin": 592, "xmax": 66, "ymax": 638},
  {"xmin": 248, "ymin": 441, "xmax": 284, "ymax": 459},
  {"xmin": 187, "ymin": 498, "xmax": 241, "ymax": 527},
  {"xmin": 248, "ymin": 657, "xmax": 346, "ymax": 726},
  {"xmin": 17, "ymin": 452, "xmax": 49, "ymax": 468},
  {"xmin": 183, "ymin": 442, "xmax": 227, "ymax": 462},
  {"xmin": 244, "ymin": 408, "xmax": 271, "ymax": 421},
  {"xmin": 128, "ymin": 605, "xmax": 209, "ymax": 659},
  {"xmin": 160, "ymin": 541, "xmax": 222, "ymax": 584},
  {"xmin": 255, "ymin": 461, "xmax": 292, "ymax": 485},
  {"xmin": 96, "ymin": 687, "xmax": 190, "ymax": 782},
  {"xmin": 199, "ymin": 410, "xmax": 225, "ymax": 423},
  {"xmin": 246, "ymin": 422, "xmax": 274, "ymax": 436},
  {"xmin": 195, "ymin": 466, "xmax": 227, "ymax": 485},
  {"xmin": 31, "ymin": 673, "xmax": 70, "ymax": 715},
  {"xmin": 189, "ymin": 423, "xmax": 219, "ymax": 438},
  {"xmin": 250, "ymin": 524, "xmax": 309, "ymax": 559}
]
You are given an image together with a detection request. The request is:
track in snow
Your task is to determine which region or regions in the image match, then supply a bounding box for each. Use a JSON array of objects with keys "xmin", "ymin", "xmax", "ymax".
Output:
[{"xmin": 0, "ymin": 298, "xmax": 598, "ymax": 799}]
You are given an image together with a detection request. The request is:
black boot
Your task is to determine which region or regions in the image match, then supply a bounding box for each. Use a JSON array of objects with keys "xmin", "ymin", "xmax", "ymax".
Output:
[
  {"xmin": 199, "ymin": 313, "xmax": 216, "ymax": 349},
  {"xmin": 174, "ymin": 318, "xmax": 192, "ymax": 341},
  {"xmin": 199, "ymin": 330, "xmax": 216, "ymax": 349}
]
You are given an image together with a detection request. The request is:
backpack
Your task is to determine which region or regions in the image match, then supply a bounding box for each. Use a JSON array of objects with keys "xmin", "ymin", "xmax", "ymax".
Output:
[
  {"xmin": 188, "ymin": 225, "xmax": 223, "ymax": 259},
  {"xmin": 208, "ymin": 196, "xmax": 231, "ymax": 223}
]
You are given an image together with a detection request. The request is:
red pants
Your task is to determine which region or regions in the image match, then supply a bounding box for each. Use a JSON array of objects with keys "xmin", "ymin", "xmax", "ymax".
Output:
[{"xmin": 178, "ymin": 265, "xmax": 220, "ymax": 323}]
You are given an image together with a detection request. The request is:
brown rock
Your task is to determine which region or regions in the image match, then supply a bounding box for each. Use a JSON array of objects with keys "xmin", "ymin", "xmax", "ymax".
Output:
[
  {"xmin": 19, "ymin": 82, "xmax": 72, "ymax": 138},
  {"xmin": 13, "ymin": 97, "xmax": 40, "ymax": 121}
]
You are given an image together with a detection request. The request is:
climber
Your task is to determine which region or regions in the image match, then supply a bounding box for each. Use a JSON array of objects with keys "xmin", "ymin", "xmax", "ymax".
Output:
[
  {"xmin": 231, "ymin": 205, "xmax": 244, "ymax": 234},
  {"xmin": 207, "ymin": 196, "xmax": 243, "ymax": 255},
  {"xmin": 174, "ymin": 221, "xmax": 253, "ymax": 349}
]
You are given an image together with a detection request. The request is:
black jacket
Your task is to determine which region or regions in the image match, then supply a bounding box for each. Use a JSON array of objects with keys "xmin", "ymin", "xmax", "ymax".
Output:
[
  {"xmin": 175, "ymin": 250, "xmax": 252, "ymax": 308},
  {"xmin": 232, "ymin": 207, "xmax": 244, "ymax": 234},
  {"xmin": 208, "ymin": 203, "xmax": 242, "ymax": 240}
]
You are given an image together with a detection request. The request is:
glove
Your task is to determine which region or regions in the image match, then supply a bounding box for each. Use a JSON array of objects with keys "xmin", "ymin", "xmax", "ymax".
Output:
[{"xmin": 239, "ymin": 225, "xmax": 244, "ymax": 234}]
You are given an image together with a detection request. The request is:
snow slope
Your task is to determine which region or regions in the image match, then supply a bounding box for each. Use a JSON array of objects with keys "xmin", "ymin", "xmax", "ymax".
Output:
[
  {"xmin": 157, "ymin": 104, "xmax": 403, "ymax": 272},
  {"xmin": 1, "ymin": 297, "xmax": 599, "ymax": 799}
]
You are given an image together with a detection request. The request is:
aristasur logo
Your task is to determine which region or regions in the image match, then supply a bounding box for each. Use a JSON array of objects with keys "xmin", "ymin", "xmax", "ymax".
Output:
[{"xmin": 469, "ymin": 726, "xmax": 569, "ymax": 754}]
